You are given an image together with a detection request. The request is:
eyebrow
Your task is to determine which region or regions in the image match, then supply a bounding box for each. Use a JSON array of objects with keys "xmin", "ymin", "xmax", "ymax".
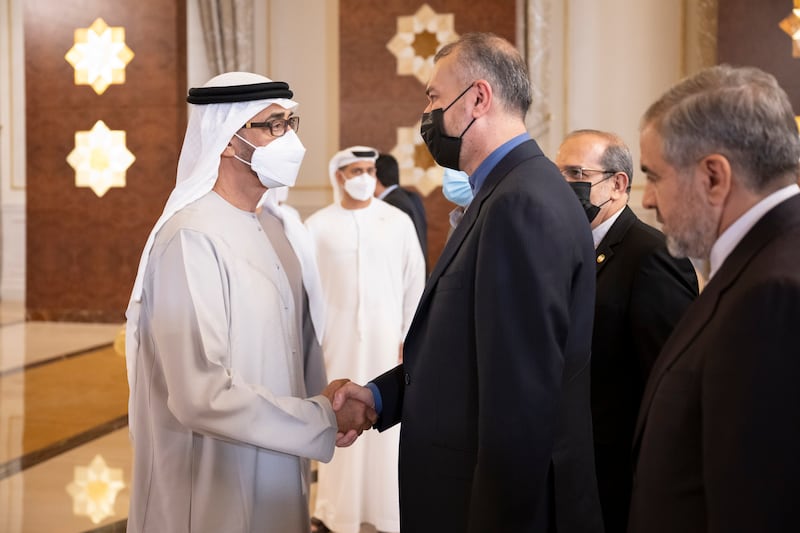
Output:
[
  {"xmin": 264, "ymin": 111, "xmax": 292, "ymax": 120},
  {"xmin": 640, "ymin": 164, "xmax": 660, "ymax": 180}
]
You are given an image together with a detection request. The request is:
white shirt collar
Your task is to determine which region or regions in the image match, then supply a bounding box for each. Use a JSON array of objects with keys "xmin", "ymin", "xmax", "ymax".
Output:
[
  {"xmin": 378, "ymin": 184, "xmax": 399, "ymax": 200},
  {"xmin": 707, "ymin": 183, "xmax": 800, "ymax": 281},
  {"xmin": 592, "ymin": 205, "xmax": 625, "ymax": 249}
]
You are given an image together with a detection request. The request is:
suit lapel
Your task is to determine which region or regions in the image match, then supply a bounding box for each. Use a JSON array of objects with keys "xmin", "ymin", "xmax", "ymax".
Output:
[
  {"xmin": 632, "ymin": 193, "xmax": 800, "ymax": 449},
  {"xmin": 595, "ymin": 206, "xmax": 636, "ymax": 274},
  {"xmin": 415, "ymin": 140, "xmax": 543, "ymax": 312}
]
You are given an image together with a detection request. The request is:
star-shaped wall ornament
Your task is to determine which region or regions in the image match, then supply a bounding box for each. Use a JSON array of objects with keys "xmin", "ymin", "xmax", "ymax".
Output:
[
  {"xmin": 779, "ymin": 1, "xmax": 800, "ymax": 57},
  {"xmin": 65, "ymin": 455, "xmax": 126, "ymax": 524},
  {"xmin": 65, "ymin": 18, "xmax": 135, "ymax": 94},
  {"xmin": 67, "ymin": 120, "xmax": 135, "ymax": 197},
  {"xmin": 386, "ymin": 4, "xmax": 459, "ymax": 84},
  {"xmin": 390, "ymin": 121, "xmax": 444, "ymax": 197}
]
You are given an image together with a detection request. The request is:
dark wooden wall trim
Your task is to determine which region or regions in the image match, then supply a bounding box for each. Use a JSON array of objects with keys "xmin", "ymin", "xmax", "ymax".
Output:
[
  {"xmin": 717, "ymin": 0, "xmax": 799, "ymax": 113},
  {"xmin": 25, "ymin": 0, "xmax": 187, "ymax": 322}
]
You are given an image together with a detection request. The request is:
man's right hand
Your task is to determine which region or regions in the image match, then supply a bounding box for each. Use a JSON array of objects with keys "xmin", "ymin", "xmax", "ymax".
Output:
[{"xmin": 321, "ymin": 379, "xmax": 377, "ymax": 447}]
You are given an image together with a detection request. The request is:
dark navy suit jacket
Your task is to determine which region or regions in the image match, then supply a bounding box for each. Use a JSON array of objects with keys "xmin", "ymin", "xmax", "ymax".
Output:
[
  {"xmin": 373, "ymin": 139, "xmax": 604, "ymax": 533},
  {"xmin": 383, "ymin": 186, "xmax": 428, "ymax": 267}
]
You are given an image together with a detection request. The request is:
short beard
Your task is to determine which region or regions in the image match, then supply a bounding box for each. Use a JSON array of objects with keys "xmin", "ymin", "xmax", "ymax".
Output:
[{"xmin": 664, "ymin": 183, "xmax": 718, "ymax": 259}]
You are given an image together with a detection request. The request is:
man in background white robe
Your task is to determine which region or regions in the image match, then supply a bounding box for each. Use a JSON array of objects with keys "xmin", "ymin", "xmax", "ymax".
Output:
[
  {"xmin": 125, "ymin": 73, "xmax": 374, "ymax": 533},
  {"xmin": 306, "ymin": 146, "xmax": 425, "ymax": 533}
]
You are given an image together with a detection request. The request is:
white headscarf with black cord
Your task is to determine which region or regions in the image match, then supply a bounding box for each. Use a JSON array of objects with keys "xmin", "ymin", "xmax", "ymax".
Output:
[
  {"xmin": 125, "ymin": 72, "xmax": 325, "ymax": 436},
  {"xmin": 327, "ymin": 145, "xmax": 379, "ymax": 204}
]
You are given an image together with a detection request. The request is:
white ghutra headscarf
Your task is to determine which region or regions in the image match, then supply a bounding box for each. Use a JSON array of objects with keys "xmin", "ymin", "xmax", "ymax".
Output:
[
  {"xmin": 327, "ymin": 145, "xmax": 379, "ymax": 204},
  {"xmin": 125, "ymin": 72, "xmax": 325, "ymax": 435}
]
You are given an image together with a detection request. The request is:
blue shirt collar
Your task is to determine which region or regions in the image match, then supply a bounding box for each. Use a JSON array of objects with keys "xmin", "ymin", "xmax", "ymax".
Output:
[
  {"xmin": 469, "ymin": 132, "xmax": 531, "ymax": 194},
  {"xmin": 378, "ymin": 184, "xmax": 399, "ymax": 200}
]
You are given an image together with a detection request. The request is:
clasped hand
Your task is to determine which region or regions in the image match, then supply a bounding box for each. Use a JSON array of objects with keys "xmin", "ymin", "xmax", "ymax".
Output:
[{"xmin": 322, "ymin": 379, "xmax": 377, "ymax": 447}]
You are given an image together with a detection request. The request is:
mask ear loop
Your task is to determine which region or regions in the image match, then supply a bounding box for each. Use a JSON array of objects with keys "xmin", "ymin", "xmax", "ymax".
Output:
[
  {"xmin": 233, "ymin": 132, "xmax": 258, "ymax": 149},
  {"xmin": 592, "ymin": 173, "xmax": 618, "ymax": 210},
  {"xmin": 443, "ymin": 83, "xmax": 476, "ymax": 112},
  {"xmin": 458, "ymin": 117, "xmax": 477, "ymax": 139},
  {"xmin": 443, "ymin": 84, "xmax": 478, "ymax": 139},
  {"xmin": 231, "ymin": 133, "xmax": 257, "ymax": 167}
]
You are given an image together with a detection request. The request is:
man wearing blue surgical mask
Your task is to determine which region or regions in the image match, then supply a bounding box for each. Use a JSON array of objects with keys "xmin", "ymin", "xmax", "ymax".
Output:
[{"xmin": 556, "ymin": 129, "xmax": 698, "ymax": 533}]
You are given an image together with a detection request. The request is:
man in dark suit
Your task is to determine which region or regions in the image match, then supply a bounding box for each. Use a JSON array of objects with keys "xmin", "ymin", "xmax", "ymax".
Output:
[
  {"xmin": 333, "ymin": 32, "xmax": 603, "ymax": 532},
  {"xmin": 374, "ymin": 153, "xmax": 428, "ymax": 268},
  {"xmin": 555, "ymin": 130, "xmax": 698, "ymax": 533},
  {"xmin": 629, "ymin": 64, "xmax": 800, "ymax": 533}
]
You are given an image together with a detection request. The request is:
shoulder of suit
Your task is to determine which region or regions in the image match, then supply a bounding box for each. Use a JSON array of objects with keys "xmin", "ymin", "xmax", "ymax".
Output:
[
  {"xmin": 626, "ymin": 216, "xmax": 670, "ymax": 249},
  {"xmin": 599, "ymin": 212, "xmax": 663, "ymax": 256},
  {"xmin": 384, "ymin": 187, "xmax": 403, "ymax": 199},
  {"xmin": 614, "ymin": 216, "xmax": 697, "ymax": 273},
  {"xmin": 375, "ymin": 197, "xmax": 413, "ymax": 218}
]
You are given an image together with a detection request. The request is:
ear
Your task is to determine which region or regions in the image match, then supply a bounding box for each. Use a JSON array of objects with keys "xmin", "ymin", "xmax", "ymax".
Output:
[
  {"xmin": 471, "ymin": 79, "xmax": 492, "ymax": 118},
  {"xmin": 611, "ymin": 172, "xmax": 630, "ymax": 198},
  {"xmin": 699, "ymin": 154, "xmax": 732, "ymax": 207}
]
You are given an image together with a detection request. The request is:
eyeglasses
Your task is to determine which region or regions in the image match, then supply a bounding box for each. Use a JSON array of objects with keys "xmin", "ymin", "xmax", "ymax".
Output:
[
  {"xmin": 559, "ymin": 166, "xmax": 616, "ymax": 180},
  {"xmin": 243, "ymin": 116, "xmax": 300, "ymax": 137}
]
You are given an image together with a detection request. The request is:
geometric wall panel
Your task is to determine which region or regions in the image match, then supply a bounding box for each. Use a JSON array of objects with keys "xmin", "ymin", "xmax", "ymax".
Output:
[{"xmin": 25, "ymin": 0, "xmax": 187, "ymax": 322}]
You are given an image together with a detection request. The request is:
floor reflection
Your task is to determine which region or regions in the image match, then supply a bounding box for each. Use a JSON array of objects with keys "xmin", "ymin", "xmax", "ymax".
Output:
[{"xmin": 0, "ymin": 303, "xmax": 127, "ymax": 533}]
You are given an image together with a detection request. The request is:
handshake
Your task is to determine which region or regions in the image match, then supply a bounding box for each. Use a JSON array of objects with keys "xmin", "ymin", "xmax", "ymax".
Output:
[{"xmin": 322, "ymin": 379, "xmax": 378, "ymax": 447}]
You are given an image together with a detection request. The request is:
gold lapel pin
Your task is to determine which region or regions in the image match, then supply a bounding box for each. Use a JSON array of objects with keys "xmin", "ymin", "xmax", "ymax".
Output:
[{"xmin": 597, "ymin": 254, "xmax": 606, "ymax": 264}]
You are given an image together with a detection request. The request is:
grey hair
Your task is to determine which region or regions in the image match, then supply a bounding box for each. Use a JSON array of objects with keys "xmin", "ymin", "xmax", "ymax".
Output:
[
  {"xmin": 435, "ymin": 32, "xmax": 532, "ymax": 120},
  {"xmin": 564, "ymin": 129, "xmax": 634, "ymax": 192},
  {"xmin": 641, "ymin": 64, "xmax": 800, "ymax": 192}
]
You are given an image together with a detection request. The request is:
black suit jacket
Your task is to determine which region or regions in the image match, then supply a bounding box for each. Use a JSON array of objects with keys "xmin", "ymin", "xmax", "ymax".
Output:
[
  {"xmin": 629, "ymin": 193, "xmax": 800, "ymax": 533},
  {"xmin": 383, "ymin": 186, "xmax": 428, "ymax": 266},
  {"xmin": 373, "ymin": 139, "xmax": 604, "ymax": 533},
  {"xmin": 591, "ymin": 206, "xmax": 698, "ymax": 533}
]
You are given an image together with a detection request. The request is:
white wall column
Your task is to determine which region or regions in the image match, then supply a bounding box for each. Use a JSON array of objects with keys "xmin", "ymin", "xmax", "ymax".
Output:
[
  {"xmin": 559, "ymin": 0, "xmax": 684, "ymax": 225},
  {"xmin": 0, "ymin": 0, "xmax": 27, "ymax": 302}
]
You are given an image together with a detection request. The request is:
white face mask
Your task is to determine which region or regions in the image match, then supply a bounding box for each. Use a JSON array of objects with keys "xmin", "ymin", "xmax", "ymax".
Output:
[
  {"xmin": 234, "ymin": 130, "xmax": 306, "ymax": 188},
  {"xmin": 343, "ymin": 173, "xmax": 377, "ymax": 201}
]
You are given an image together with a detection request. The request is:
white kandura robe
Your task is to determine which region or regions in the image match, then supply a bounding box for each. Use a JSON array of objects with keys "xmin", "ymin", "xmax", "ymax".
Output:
[
  {"xmin": 128, "ymin": 191, "xmax": 337, "ymax": 533},
  {"xmin": 305, "ymin": 199, "xmax": 425, "ymax": 533}
]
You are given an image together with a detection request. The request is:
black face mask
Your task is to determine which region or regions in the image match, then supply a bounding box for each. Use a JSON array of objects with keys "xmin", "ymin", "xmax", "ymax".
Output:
[
  {"xmin": 420, "ymin": 84, "xmax": 476, "ymax": 171},
  {"xmin": 568, "ymin": 179, "xmax": 612, "ymax": 223}
]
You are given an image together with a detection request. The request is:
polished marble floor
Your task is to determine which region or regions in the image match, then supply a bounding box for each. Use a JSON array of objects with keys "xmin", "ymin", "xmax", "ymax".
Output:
[
  {"xmin": 0, "ymin": 301, "xmax": 127, "ymax": 532},
  {"xmin": 0, "ymin": 301, "xmax": 380, "ymax": 533}
]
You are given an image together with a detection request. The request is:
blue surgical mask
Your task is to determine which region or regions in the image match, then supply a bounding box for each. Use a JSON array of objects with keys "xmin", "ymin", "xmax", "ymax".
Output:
[{"xmin": 442, "ymin": 168, "xmax": 473, "ymax": 207}]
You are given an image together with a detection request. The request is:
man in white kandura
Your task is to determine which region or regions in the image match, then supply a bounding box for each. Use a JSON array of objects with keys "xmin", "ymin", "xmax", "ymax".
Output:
[
  {"xmin": 125, "ymin": 72, "xmax": 374, "ymax": 533},
  {"xmin": 306, "ymin": 146, "xmax": 426, "ymax": 533}
]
